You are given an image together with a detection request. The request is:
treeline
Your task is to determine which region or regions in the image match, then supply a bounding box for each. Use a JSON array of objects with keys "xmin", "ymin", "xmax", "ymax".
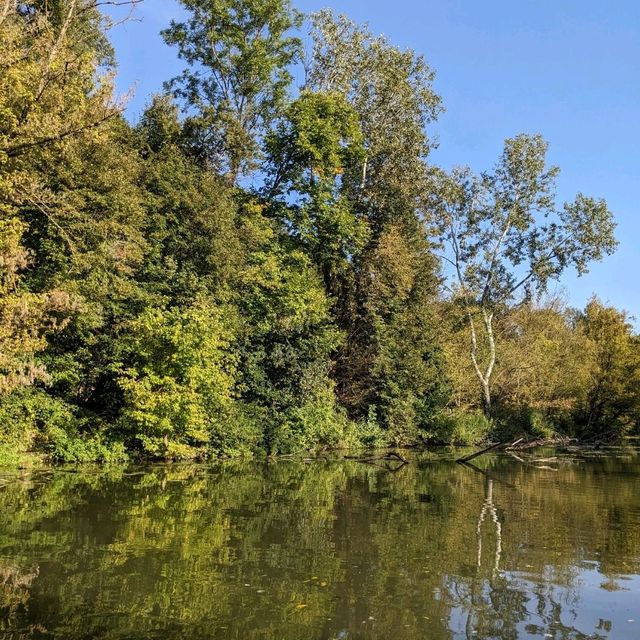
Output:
[{"xmin": 0, "ymin": 0, "xmax": 638, "ymax": 464}]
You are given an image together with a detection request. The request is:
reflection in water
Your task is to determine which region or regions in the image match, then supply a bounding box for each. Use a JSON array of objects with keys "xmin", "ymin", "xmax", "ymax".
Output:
[
  {"xmin": 476, "ymin": 478, "xmax": 502, "ymax": 576},
  {"xmin": 0, "ymin": 450, "xmax": 639, "ymax": 639}
]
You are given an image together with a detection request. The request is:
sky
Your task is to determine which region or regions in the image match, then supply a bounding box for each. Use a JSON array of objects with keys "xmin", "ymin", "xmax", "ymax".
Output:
[{"xmin": 108, "ymin": 0, "xmax": 640, "ymax": 321}]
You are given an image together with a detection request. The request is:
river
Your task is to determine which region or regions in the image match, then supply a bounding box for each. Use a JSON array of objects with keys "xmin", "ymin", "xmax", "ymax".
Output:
[{"xmin": 1, "ymin": 449, "xmax": 639, "ymax": 639}]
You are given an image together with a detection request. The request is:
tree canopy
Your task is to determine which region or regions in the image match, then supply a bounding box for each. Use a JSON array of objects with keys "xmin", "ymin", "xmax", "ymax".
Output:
[{"xmin": 0, "ymin": 0, "xmax": 634, "ymax": 466}]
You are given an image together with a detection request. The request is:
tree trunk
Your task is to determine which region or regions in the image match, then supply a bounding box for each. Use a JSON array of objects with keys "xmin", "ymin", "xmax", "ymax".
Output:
[
  {"xmin": 467, "ymin": 308, "xmax": 495, "ymax": 416},
  {"xmin": 481, "ymin": 379, "xmax": 492, "ymax": 416}
]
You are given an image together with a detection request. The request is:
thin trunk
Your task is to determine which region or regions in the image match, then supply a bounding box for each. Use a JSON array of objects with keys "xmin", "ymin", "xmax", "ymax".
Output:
[
  {"xmin": 466, "ymin": 308, "xmax": 494, "ymax": 416},
  {"xmin": 481, "ymin": 309, "xmax": 496, "ymax": 415},
  {"xmin": 449, "ymin": 218, "xmax": 495, "ymax": 416},
  {"xmin": 481, "ymin": 378, "xmax": 491, "ymax": 416}
]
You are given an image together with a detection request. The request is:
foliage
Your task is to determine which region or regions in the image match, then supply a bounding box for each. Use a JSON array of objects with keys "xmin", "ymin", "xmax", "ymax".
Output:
[
  {"xmin": 574, "ymin": 298, "xmax": 640, "ymax": 438},
  {"xmin": 0, "ymin": 218, "xmax": 72, "ymax": 394},
  {"xmin": 307, "ymin": 9, "xmax": 442, "ymax": 214},
  {"xmin": 162, "ymin": 0, "xmax": 302, "ymax": 179},
  {"xmin": 0, "ymin": 0, "xmax": 635, "ymax": 464},
  {"xmin": 117, "ymin": 302, "xmax": 245, "ymax": 459},
  {"xmin": 0, "ymin": 386, "xmax": 126, "ymax": 464},
  {"xmin": 427, "ymin": 409, "xmax": 493, "ymax": 445},
  {"xmin": 265, "ymin": 90, "xmax": 366, "ymax": 291},
  {"xmin": 432, "ymin": 135, "xmax": 617, "ymax": 414},
  {"xmin": 234, "ymin": 201, "xmax": 345, "ymax": 454}
]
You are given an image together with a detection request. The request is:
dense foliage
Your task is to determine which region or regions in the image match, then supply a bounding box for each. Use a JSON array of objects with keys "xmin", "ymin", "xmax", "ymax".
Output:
[{"xmin": 0, "ymin": 0, "xmax": 637, "ymax": 464}]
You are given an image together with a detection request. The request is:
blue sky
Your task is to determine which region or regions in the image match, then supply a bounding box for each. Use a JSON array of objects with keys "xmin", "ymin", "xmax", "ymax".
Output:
[{"xmin": 108, "ymin": 0, "xmax": 639, "ymax": 321}]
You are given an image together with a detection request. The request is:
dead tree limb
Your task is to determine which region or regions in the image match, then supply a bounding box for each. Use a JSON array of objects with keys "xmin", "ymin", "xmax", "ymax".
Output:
[
  {"xmin": 506, "ymin": 436, "xmax": 575, "ymax": 451},
  {"xmin": 456, "ymin": 438, "xmax": 523, "ymax": 464}
]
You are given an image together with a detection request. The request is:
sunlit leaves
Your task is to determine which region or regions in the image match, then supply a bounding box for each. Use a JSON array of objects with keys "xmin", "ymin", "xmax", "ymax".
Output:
[{"xmin": 163, "ymin": 0, "xmax": 302, "ymax": 179}]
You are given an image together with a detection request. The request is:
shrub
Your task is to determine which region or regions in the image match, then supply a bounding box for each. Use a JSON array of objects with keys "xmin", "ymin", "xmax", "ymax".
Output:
[
  {"xmin": 117, "ymin": 302, "xmax": 247, "ymax": 459},
  {"xmin": 427, "ymin": 409, "xmax": 494, "ymax": 445}
]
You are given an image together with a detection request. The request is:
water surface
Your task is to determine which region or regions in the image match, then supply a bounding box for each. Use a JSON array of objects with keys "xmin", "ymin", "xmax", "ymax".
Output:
[{"xmin": 1, "ymin": 450, "xmax": 639, "ymax": 639}]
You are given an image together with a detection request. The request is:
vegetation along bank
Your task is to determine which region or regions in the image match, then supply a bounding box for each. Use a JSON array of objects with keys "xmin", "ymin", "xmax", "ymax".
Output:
[{"xmin": 1, "ymin": 0, "xmax": 638, "ymax": 466}]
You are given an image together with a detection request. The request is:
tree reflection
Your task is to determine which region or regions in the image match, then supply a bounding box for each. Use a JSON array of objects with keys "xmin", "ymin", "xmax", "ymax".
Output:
[{"xmin": 0, "ymin": 452, "xmax": 638, "ymax": 639}]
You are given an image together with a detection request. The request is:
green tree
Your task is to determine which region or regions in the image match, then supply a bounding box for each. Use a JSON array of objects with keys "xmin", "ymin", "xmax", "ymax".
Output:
[
  {"xmin": 576, "ymin": 298, "xmax": 640, "ymax": 438},
  {"xmin": 307, "ymin": 9, "xmax": 442, "ymax": 217},
  {"xmin": 432, "ymin": 134, "xmax": 617, "ymax": 415},
  {"xmin": 162, "ymin": 0, "xmax": 302, "ymax": 180},
  {"xmin": 118, "ymin": 301, "xmax": 244, "ymax": 459},
  {"xmin": 265, "ymin": 90, "xmax": 366, "ymax": 295},
  {"xmin": 0, "ymin": 217, "xmax": 71, "ymax": 395},
  {"xmin": 0, "ymin": 1, "xmax": 142, "ymax": 454},
  {"xmin": 491, "ymin": 299, "xmax": 590, "ymax": 426},
  {"xmin": 135, "ymin": 95, "xmax": 244, "ymax": 307},
  {"xmin": 304, "ymin": 11, "xmax": 447, "ymax": 432},
  {"xmin": 234, "ymin": 200, "xmax": 346, "ymax": 454},
  {"xmin": 361, "ymin": 223, "xmax": 448, "ymax": 442}
]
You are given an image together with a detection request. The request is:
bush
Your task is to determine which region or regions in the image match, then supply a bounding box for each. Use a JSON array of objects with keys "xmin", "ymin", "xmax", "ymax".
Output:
[
  {"xmin": 44, "ymin": 426, "xmax": 129, "ymax": 464},
  {"xmin": 118, "ymin": 302, "xmax": 244, "ymax": 459},
  {"xmin": 351, "ymin": 405, "xmax": 387, "ymax": 449},
  {"xmin": 0, "ymin": 444, "xmax": 43, "ymax": 469},
  {"xmin": 0, "ymin": 388, "xmax": 128, "ymax": 464},
  {"xmin": 493, "ymin": 407, "xmax": 560, "ymax": 442},
  {"xmin": 427, "ymin": 409, "xmax": 494, "ymax": 445},
  {"xmin": 267, "ymin": 381, "xmax": 351, "ymax": 454}
]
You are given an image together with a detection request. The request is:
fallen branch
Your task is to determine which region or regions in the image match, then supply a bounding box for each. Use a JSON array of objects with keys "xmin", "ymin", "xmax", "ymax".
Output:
[
  {"xmin": 345, "ymin": 451, "xmax": 408, "ymax": 464},
  {"xmin": 344, "ymin": 451, "xmax": 409, "ymax": 473},
  {"xmin": 456, "ymin": 438, "xmax": 523, "ymax": 464},
  {"xmin": 506, "ymin": 436, "xmax": 575, "ymax": 451}
]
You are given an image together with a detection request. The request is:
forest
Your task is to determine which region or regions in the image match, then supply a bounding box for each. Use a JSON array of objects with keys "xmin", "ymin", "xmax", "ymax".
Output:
[{"xmin": 1, "ymin": 0, "xmax": 638, "ymax": 465}]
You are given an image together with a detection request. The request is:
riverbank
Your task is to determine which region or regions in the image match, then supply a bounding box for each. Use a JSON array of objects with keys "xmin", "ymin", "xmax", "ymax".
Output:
[{"xmin": 1, "ymin": 433, "xmax": 631, "ymax": 472}]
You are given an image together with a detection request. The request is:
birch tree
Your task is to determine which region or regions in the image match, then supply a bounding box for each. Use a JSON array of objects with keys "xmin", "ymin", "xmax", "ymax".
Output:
[{"xmin": 432, "ymin": 134, "xmax": 617, "ymax": 415}]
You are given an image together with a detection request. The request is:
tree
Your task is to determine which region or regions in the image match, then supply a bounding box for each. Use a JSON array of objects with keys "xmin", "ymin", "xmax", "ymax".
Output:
[
  {"xmin": 302, "ymin": 11, "xmax": 448, "ymax": 431},
  {"xmin": 576, "ymin": 298, "xmax": 640, "ymax": 438},
  {"xmin": 135, "ymin": 95, "xmax": 245, "ymax": 307},
  {"xmin": 361, "ymin": 223, "xmax": 448, "ymax": 441},
  {"xmin": 118, "ymin": 301, "xmax": 242, "ymax": 459},
  {"xmin": 306, "ymin": 9, "xmax": 442, "ymax": 217},
  {"xmin": 162, "ymin": 0, "xmax": 302, "ymax": 181},
  {"xmin": 0, "ymin": 0, "xmax": 134, "ymax": 399},
  {"xmin": 0, "ymin": 1, "xmax": 132, "ymax": 165},
  {"xmin": 432, "ymin": 134, "xmax": 617, "ymax": 414},
  {"xmin": 233, "ymin": 199, "xmax": 346, "ymax": 454},
  {"xmin": 0, "ymin": 216, "xmax": 71, "ymax": 395},
  {"xmin": 265, "ymin": 90, "xmax": 366, "ymax": 295},
  {"xmin": 490, "ymin": 299, "xmax": 591, "ymax": 421}
]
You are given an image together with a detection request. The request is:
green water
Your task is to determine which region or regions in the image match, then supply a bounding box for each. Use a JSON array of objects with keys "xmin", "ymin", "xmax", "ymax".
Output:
[{"xmin": 1, "ymin": 450, "xmax": 639, "ymax": 639}]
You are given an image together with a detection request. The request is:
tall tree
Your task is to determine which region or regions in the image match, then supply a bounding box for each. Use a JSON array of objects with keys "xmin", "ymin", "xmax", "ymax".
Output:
[
  {"xmin": 265, "ymin": 90, "xmax": 366, "ymax": 295},
  {"xmin": 359, "ymin": 223, "xmax": 448, "ymax": 441},
  {"xmin": 306, "ymin": 9, "xmax": 442, "ymax": 218},
  {"xmin": 432, "ymin": 134, "xmax": 618, "ymax": 414},
  {"xmin": 0, "ymin": 0, "xmax": 135, "ymax": 399},
  {"xmin": 162, "ymin": 0, "xmax": 302, "ymax": 181},
  {"xmin": 304, "ymin": 11, "xmax": 447, "ymax": 429},
  {"xmin": 233, "ymin": 198, "xmax": 346, "ymax": 454}
]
